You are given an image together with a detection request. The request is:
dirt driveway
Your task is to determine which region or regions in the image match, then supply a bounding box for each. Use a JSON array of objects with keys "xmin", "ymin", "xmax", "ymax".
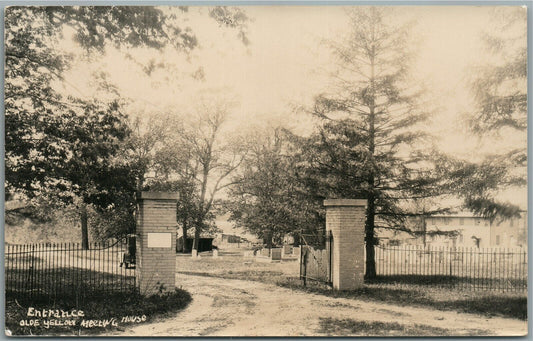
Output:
[{"xmin": 113, "ymin": 272, "xmax": 527, "ymax": 337}]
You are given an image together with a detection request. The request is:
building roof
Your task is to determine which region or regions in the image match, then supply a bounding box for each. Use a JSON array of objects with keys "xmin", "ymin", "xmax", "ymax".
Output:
[
  {"xmin": 429, "ymin": 212, "xmax": 486, "ymax": 219},
  {"xmin": 430, "ymin": 210, "xmax": 527, "ymax": 219}
]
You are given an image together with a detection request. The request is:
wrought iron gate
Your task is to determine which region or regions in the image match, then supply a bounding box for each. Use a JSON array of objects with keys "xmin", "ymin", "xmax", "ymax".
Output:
[{"xmin": 299, "ymin": 230, "xmax": 333, "ymax": 286}]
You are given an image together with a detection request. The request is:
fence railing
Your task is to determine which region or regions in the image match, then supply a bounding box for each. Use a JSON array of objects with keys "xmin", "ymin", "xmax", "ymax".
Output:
[
  {"xmin": 373, "ymin": 245, "xmax": 527, "ymax": 292},
  {"xmin": 5, "ymin": 240, "xmax": 136, "ymax": 300}
]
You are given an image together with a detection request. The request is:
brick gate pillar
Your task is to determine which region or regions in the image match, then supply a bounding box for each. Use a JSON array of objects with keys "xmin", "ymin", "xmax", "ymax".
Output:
[
  {"xmin": 324, "ymin": 199, "xmax": 367, "ymax": 290},
  {"xmin": 136, "ymin": 192, "xmax": 178, "ymax": 294}
]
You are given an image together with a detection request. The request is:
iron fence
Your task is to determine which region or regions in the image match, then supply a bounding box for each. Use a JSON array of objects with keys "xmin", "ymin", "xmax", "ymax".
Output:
[
  {"xmin": 5, "ymin": 239, "xmax": 136, "ymax": 300},
  {"xmin": 373, "ymin": 245, "xmax": 527, "ymax": 292}
]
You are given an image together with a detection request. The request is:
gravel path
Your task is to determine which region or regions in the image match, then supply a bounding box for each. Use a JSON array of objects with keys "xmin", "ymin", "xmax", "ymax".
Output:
[{"xmin": 112, "ymin": 272, "xmax": 527, "ymax": 337}]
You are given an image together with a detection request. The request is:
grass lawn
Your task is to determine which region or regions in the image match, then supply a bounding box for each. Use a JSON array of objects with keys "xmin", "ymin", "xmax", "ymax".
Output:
[
  {"xmin": 279, "ymin": 278, "xmax": 527, "ymax": 320},
  {"xmin": 317, "ymin": 317, "xmax": 488, "ymax": 336},
  {"xmin": 5, "ymin": 268, "xmax": 192, "ymax": 336},
  {"xmin": 177, "ymin": 249, "xmax": 527, "ymax": 321}
]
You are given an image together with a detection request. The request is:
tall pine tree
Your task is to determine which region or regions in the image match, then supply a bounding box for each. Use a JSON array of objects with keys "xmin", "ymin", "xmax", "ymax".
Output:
[{"xmin": 306, "ymin": 8, "xmax": 440, "ymax": 278}]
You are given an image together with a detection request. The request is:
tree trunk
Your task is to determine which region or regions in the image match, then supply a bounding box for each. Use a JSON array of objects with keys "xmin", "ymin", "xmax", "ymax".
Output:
[
  {"xmin": 193, "ymin": 160, "xmax": 209, "ymax": 251},
  {"xmin": 80, "ymin": 204, "xmax": 89, "ymax": 250},
  {"xmin": 365, "ymin": 28, "xmax": 377, "ymax": 280},
  {"xmin": 265, "ymin": 230, "xmax": 273, "ymax": 249},
  {"xmin": 364, "ymin": 195, "xmax": 376, "ymax": 279},
  {"xmin": 136, "ymin": 172, "xmax": 145, "ymax": 193},
  {"xmin": 182, "ymin": 223, "xmax": 189, "ymax": 253}
]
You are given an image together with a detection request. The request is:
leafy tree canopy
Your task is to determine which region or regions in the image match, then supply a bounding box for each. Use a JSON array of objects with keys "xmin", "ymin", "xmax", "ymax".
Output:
[
  {"xmin": 226, "ymin": 128, "xmax": 322, "ymax": 247},
  {"xmin": 298, "ymin": 7, "xmax": 445, "ymax": 278},
  {"xmin": 5, "ymin": 6, "xmax": 249, "ymax": 244}
]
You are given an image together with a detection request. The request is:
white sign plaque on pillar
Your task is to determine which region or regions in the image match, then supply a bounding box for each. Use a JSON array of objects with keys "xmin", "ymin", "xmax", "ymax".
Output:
[{"xmin": 147, "ymin": 232, "xmax": 172, "ymax": 248}]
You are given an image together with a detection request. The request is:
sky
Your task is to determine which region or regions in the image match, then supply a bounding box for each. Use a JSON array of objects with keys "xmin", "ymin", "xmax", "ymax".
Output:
[{"xmin": 56, "ymin": 5, "xmax": 527, "ymax": 213}]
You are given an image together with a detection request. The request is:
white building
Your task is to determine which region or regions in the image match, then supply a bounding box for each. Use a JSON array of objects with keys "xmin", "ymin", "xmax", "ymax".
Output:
[
  {"xmin": 490, "ymin": 211, "xmax": 528, "ymax": 249},
  {"xmin": 424, "ymin": 211, "xmax": 527, "ymax": 249},
  {"xmin": 424, "ymin": 213, "xmax": 490, "ymax": 248},
  {"xmin": 376, "ymin": 211, "xmax": 528, "ymax": 250}
]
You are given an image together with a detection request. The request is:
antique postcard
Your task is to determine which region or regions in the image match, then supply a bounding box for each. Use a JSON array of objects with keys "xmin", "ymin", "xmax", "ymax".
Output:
[{"xmin": 4, "ymin": 4, "xmax": 528, "ymax": 337}]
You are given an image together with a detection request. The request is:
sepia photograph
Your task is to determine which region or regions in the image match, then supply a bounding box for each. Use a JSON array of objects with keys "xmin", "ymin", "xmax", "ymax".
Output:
[{"xmin": 3, "ymin": 4, "xmax": 528, "ymax": 337}]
